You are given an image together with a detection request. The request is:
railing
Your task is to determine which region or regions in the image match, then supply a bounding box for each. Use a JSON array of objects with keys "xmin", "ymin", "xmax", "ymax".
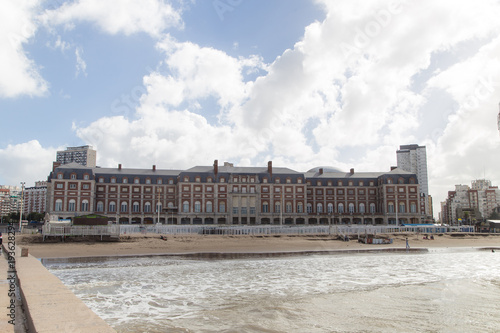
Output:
[
  {"xmin": 42, "ymin": 224, "xmax": 120, "ymax": 240},
  {"xmin": 119, "ymin": 224, "xmax": 475, "ymax": 236}
]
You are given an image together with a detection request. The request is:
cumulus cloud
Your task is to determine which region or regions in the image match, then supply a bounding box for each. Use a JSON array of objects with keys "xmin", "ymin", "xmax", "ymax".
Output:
[
  {"xmin": 0, "ymin": 141, "xmax": 59, "ymax": 186},
  {"xmin": 0, "ymin": 0, "xmax": 48, "ymax": 98},
  {"xmin": 40, "ymin": 0, "xmax": 183, "ymax": 37}
]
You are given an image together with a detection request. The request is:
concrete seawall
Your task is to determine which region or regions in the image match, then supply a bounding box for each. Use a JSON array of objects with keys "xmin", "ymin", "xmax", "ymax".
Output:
[{"xmin": 2, "ymin": 244, "xmax": 116, "ymax": 333}]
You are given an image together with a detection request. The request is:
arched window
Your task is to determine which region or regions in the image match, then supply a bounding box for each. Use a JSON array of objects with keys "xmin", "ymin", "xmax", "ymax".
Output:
[
  {"xmin": 206, "ymin": 201, "xmax": 213, "ymax": 213},
  {"xmin": 327, "ymin": 203, "xmax": 334, "ymax": 214},
  {"xmin": 262, "ymin": 201, "xmax": 269, "ymax": 213},
  {"xmin": 121, "ymin": 201, "xmax": 128, "ymax": 212},
  {"xmin": 307, "ymin": 203, "xmax": 312, "ymax": 213},
  {"xmin": 338, "ymin": 203, "xmax": 344, "ymax": 213},
  {"xmin": 194, "ymin": 201, "xmax": 201, "ymax": 213},
  {"xmin": 388, "ymin": 202, "xmax": 395, "ymax": 213},
  {"xmin": 156, "ymin": 203, "xmax": 162, "ymax": 213},
  {"xmin": 133, "ymin": 202, "xmax": 140, "ymax": 213},
  {"xmin": 286, "ymin": 202, "xmax": 292, "ymax": 213},
  {"xmin": 81, "ymin": 200, "xmax": 89, "ymax": 212},
  {"xmin": 55, "ymin": 199, "xmax": 63, "ymax": 211},
  {"xmin": 399, "ymin": 202, "xmax": 405, "ymax": 213},
  {"xmin": 183, "ymin": 201, "xmax": 189, "ymax": 213},
  {"xmin": 387, "ymin": 178, "xmax": 393, "ymax": 184},
  {"xmin": 349, "ymin": 203, "xmax": 355, "ymax": 213},
  {"xmin": 144, "ymin": 202, "xmax": 152, "ymax": 213},
  {"xmin": 317, "ymin": 203, "xmax": 323, "ymax": 213},
  {"xmin": 109, "ymin": 201, "xmax": 116, "ymax": 212},
  {"xmin": 297, "ymin": 202, "xmax": 303, "ymax": 213},
  {"xmin": 275, "ymin": 202, "xmax": 281, "ymax": 213},
  {"xmin": 219, "ymin": 201, "xmax": 226, "ymax": 213},
  {"xmin": 96, "ymin": 201, "xmax": 104, "ymax": 212},
  {"xmin": 359, "ymin": 203, "xmax": 365, "ymax": 213},
  {"xmin": 410, "ymin": 203, "xmax": 417, "ymax": 213},
  {"xmin": 370, "ymin": 203, "xmax": 376, "ymax": 213},
  {"xmin": 68, "ymin": 199, "xmax": 76, "ymax": 212}
]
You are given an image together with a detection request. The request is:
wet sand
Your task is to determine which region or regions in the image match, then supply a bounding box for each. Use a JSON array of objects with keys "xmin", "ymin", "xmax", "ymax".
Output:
[{"xmin": 17, "ymin": 233, "xmax": 500, "ymax": 259}]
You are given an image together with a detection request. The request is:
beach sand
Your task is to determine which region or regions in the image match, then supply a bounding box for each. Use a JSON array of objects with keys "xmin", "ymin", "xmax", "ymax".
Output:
[{"xmin": 17, "ymin": 233, "xmax": 500, "ymax": 259}]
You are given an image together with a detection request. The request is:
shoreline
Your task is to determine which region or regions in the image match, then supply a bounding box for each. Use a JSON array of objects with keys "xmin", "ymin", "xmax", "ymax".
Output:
[{"xmin": 18, "ymin": 233, "xmax": 500, "ymax": 260}]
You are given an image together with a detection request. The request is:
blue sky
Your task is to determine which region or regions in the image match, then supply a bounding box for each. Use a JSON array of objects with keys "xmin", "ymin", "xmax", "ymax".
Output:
[{"xmin": 2, "ymin": 0, "xmax": 500, "ymax": 218}]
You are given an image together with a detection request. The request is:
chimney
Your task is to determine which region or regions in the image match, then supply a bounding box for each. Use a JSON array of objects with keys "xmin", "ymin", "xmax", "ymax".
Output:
[
  {"xmin": 268, "ymin": 161, "xmax": 273, "ymax": 178},
  {"xmin": 319, "ymin": 168, "xmax": 323, "ymax": 175},
  {"xmin": 152, "ymin": 165, "xmax": 156, "ymax": 171},
  {"xmin": 350, "ymin": 168, "xmax": 354, "ymax": 175},
  {"xmin": 118, "ymin": 164, "xmax": 122, "ymax": 171},
  {"xmin": 52, "ymin": 161, "xmax": 61, "ymax": 172},
  {"xmin": 214, "ymin": 160, "xmax": 218, "ymax": 176}
]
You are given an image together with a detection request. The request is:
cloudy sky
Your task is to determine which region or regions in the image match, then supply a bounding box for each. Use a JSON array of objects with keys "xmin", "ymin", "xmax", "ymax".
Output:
[{"xmin": 1, "ymin": 0, "xmax": 500, "ymax": 218}]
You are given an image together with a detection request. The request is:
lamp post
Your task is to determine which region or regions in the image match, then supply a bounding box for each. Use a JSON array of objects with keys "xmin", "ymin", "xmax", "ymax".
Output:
[{"xmin": 19, "ymin": 182, "xmax": 25, "ymax": 232}]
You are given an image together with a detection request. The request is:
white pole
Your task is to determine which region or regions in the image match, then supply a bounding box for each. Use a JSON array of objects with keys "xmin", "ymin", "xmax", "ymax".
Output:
[{"xmin": 19, "ymin": 182, "xmax": 25, "ymax": 232}]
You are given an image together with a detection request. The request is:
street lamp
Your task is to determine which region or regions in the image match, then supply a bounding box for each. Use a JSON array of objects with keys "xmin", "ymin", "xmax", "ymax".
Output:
[{"xmin": 19, "ymin": 182, "xmax": 25, "ymax": 232}]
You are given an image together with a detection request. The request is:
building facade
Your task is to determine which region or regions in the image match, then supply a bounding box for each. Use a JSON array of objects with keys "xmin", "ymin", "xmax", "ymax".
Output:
[
  {"xmin": 397, "ymin": 144, "xmax": 430, "ymax": 218},
  {"xmin": 56, "ymin": 145, "xmax": 97, "ymax": 168},
  {"xmin": 441, "ymin": 179, "xmax": 500, "ymax": 225},
  {"xmin": 23, "ymin": 181, "xmax": 48, "ymax": 215},
  {"xmin": 46, "ymin": 161, "xmax": 423, "ymax": 225}
]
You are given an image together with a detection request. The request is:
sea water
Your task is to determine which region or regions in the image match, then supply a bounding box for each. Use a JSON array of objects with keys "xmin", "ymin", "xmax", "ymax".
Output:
[{"xmin": 44, "ymin": 248, "xmax": 500, "ymax": 333}]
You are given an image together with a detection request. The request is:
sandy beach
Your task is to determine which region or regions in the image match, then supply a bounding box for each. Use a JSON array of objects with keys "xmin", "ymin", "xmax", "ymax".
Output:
[{"xmin": 16, "ymin": 233, "xmax": 500, "ymax": 259}]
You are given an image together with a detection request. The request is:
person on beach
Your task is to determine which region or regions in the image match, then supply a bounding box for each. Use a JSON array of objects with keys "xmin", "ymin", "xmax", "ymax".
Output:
[{"xmin": 406, "ymin": 237, "xmax": 410, "ymax": 251}]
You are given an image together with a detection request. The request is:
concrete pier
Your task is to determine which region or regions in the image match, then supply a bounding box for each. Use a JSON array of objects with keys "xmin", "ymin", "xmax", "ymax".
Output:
[{"xmin": 1, "ymin": 245, "xmax": 115, "ymax": 333}]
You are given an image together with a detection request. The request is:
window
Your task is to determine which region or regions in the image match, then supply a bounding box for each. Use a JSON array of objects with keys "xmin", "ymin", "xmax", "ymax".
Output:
[
  {"xmin": 99, "ymin": 177, "xmax": 104, "ymax": 183},
  {"xmin": 183, "ymin": 201, "xmax": 189, "ymax": 213},
  {"xmin": 241, "ymin": 207, "xmax": 247, "ymax": 214},
  {"xmin": 82, "ymin": 184, "xmax": 89, "ymax": 190},
  {"xmin": 81, "ymin": 200, "xmax": 89, "ymax": 212},
  {"xmin": 168, "ymin": 179, "xmax": 174, "ymax": 184},
  {"xmin": 134, "ymin": 178, "xmax": 140, "ymax": 184},
  {"xmin": 286, "ymin": 202, "xmax": 292, "ymax": 213},
  {"xmin": 70, "ymin": 184, "xmax": 76, "ymax": 189},
  {"xmin": 297, "ymin": 187, "xmax": 303, "ymax": 193},
  {"xmin": 250, "ymin": 187, "xmax": 255, "ymax": 193},
  {"xmin": 399, "ymin": 187, "xmax": 404, "ymax": 193},
  {"xmin": 262, "ymin": 187, "xmax": 269, "ymax": 193},
  {"xmin": 359, "ymin": 203, "xmax": 365, "ymax": 213},
  {"xmin": 195, "ymin": 177, "xmax": 201, "ymax": 183},
  {"xmin": 410, "ymin": 203, "xmax": 417, "ymax": 213},
  {"xmin": 233, "ymin": 177, "xmax": 238, "ymax": 183},
  {"xmin": 157, "ymin": 179, "xmax": 162, "ymax": 184},
  {"xmin": 250, "ymin": 207, "xmax": 256, "ymax": 214},
  {"xmin": 399, "ymin": 202, "xmax": 405, "ymax": 213},
  {"xmin": 68, "ymin": 199, "xmax": 76, "ymax": 212},
  {"xmin": 242, "ymin": 187, "xmax": 247, "ymax": 193},
  {"xmin": 316, "ymin": 189, "xmax": 323, "ymax": 195},
  {"xmin": 133, "ymin": 202, "xmax": 140, "ymax": 212},
  {"xmin": 206, "ymin": 186, "xmax": 213, "ymax": 192},
  {"xmin": 123, "ymin": 178, "xmax": 128, "ymax": 183},
  {"xmin": 307, "ymin": 203, "xmax": 313, "ymax": 214},
  {"xmin": 144, "ymin": 202, "xmax": 152, "ymax": 213},
  {"xmin": 338, "ymin": 189, "xmax": 344, "ymax": 195},
  {"xmin": 370, "ymin": 203, "xmax": 376, "ymax": 213},
  {"xmin": 194, "ymin": 201, "xmax": 201, "ymax": 213},
  {"xmin": 57, "ymin": 173, "xmax": 63, "ymax": 179},
  {"xmin": 84, "ymin": 174, "xmax": 89, "ymax": 180},
  {"xmin": 387, "ymin": 178, "xmax": 393, "ymax": 184},
  {"xmin": 387, "ymin": 187, "xmax": 394, "ymax": 193},
  {"xmin": 275, "ymin": 187, "xmax": 281, "ymax": 193},
  {"xmin": 359, "ymin": 181, "xmax": 364, "ymax": 186},
  {"xmin": 146, "ymin": 178, "xmax": 151, "ymax": 184},
  {"xmin": 56, "ymin": 183, "xmax": 63, "ymax": 189},
  {"xmin": 349, "ymin": 203, "xmax": 355, "ymax": 213},
  {"xmin": 338, "ymin": 203, "xmax": 344, "ymax": 213},
  {"xmin": 317, "ymin": 203, "xmax": 323, "ymax": 213},
  {"xmin": 233, "ymin": 207, "xmax": 238, "ymax": 214},
  {"xmin": 388, "ymin": 202, "xmax": 395, "ymax": 213},
  {"xmin": 233, "ymin": 186, "xmax": 239, "ymax": 193},
  {"xmin": 338, "ymin": 181, "xmax": 343, "ymax": 186},
  {"xmin": 219, "ymin": 201, "xmax": 225, "ymax": 213},
  {"xmin": 297, "ymin": 202, "xmax": 303, "ymax": 213},
  {"xmin": 398, "ymin": 178, "xmax": 404, "ymax": 184},
  {"xmin": 109, "ymin": 201, "xmax": 116, "ymax": 212},
  {"xmin": 219, "ymin": 186, "xmax": 226, "ymax": 192},
  {"xmin": 220, "ymin": 177, "xmax": 225, "ymax": 183},
  {"xmin": 156, "ymin": 203, "xmax": 162, "ymax": 213},
  {"xmin": 206, "ymin": 201, "xmax": 213, "ymax": 213},
  {"xmin": 275, "ymin": 202, "xmax": 281, "ymax": 213},
  {"xmin": 298, "ymin": 178, "xmax": 302, "ymax": 184},
  {"xmin": 262, "ymin": 202, "xmax": 269, "ymax": 213},
  {"xmin": 111, "ymin": 178, "xmax": 116, "ymax": 183},
  {"xmin": 71, "ymin": 174, "xmax": 76, "ymax": 180},
  {"xmin": 96, "ymin": 201, "xmax": 104, "ymax": 212},
  {"xmin": 327, "ymin": 203, "xmax": 334, "ymax": 214},
  {"xmin": 121, "ymin": 201, "xmax": 128, "ymax": 212},
  {"xmin": 55, "ymin": 199, "xmax": 63, "ymax": 211}
]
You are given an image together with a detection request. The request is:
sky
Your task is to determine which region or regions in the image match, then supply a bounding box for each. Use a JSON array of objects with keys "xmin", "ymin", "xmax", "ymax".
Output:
[{"xmin": 1, "ymin": 0, "xmax": 500, "ymax": 219}]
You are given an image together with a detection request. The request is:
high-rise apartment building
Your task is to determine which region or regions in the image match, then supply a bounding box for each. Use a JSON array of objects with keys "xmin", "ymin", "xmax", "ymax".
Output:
[
  {"xmin": 23, "ymin": 181, "xmax": 47, "ymax": 215},
  {"xmin": 56, "ymin": 145, "xmax": 97, "ymax": 167},
  {"xmin": 397, "ymin": 144, "xmax": 430, "ymax": 218}
]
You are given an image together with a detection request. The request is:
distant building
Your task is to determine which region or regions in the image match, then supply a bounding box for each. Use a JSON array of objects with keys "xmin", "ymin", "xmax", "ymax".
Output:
[
  {"xmin": 23, "ymin": 181, "xmax": 47, "ymax": 215},
  {"xmin": 441, "ymin": 179, "xmax": 500, "ymax": 225},
  {"xmin": 56, "ymin": 145, "xmax": 97, "ymax": 168},
  {"xmin": 0, "ymin": 185, "xmax": 22, "ymax": 215},
  {"xmin": 396, "ymin": 144, "xmax": 430, "ymax": 218},
  {"xmin": 46, "ymin": 160, "xmax": 423, "ymax": 225}
]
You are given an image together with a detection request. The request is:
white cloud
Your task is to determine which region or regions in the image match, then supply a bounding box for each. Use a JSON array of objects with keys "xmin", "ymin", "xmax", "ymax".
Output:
[
  {"xmin": 40, "ymin": 0, "xmax": 183, "ymax": 38},
  {"xmin": 75, "ymin": 47, "xmax": 87, "ymax": 77},
  {"xmin": 0, "ymin": 0, "xmax": 48, "ymax": 98},
  {"xmin": 0, "ymin": 141, "xmax": 59, "ymax": 186}
]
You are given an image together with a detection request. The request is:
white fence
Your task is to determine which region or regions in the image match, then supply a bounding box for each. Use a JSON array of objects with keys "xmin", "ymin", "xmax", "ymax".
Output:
[
  {"xmin": 119, "ymin": 224, "xmax": 475, "ymax": 236},
  {"xmin": 42, "ymin": 224, "xmax": 120, "ymax": 240}
]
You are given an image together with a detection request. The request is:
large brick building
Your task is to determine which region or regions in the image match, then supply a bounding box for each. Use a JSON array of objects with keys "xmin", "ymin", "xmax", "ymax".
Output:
[{"xmin": 46, "ymin": 160, "xmax": 423, "ymax": 225}]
